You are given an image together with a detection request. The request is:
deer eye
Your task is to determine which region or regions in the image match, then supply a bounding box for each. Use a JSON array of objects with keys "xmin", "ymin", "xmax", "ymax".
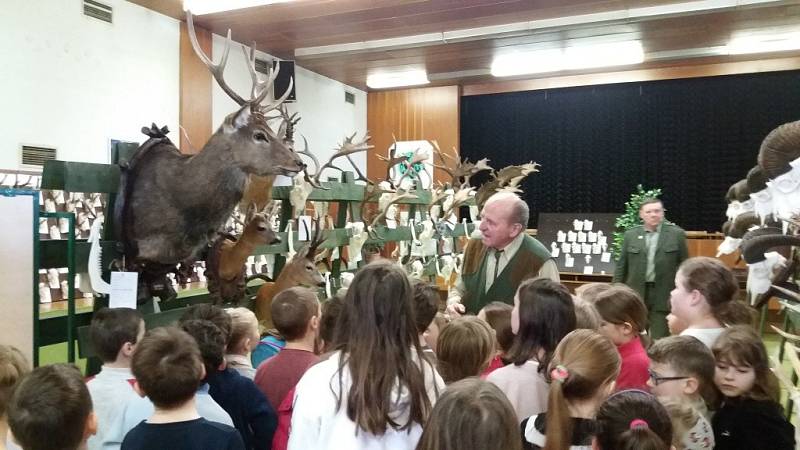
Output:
[{"xmin": 254, "ymin": 132, "xmax": 268, "ymax": 142}]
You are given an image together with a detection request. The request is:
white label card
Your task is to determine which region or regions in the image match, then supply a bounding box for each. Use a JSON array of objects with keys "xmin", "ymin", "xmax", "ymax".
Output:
[
  {"xmin": 564, "ymin": 254, "xmax": 574, "ymax": 268},
  {"xmin": 577, "ymin": 231, "xmax": 587, "ymax": 243},
  {"xmin": 583, "ymin": 220, "xmax": 593, "ymax": 231},
  {"xmin": 110, "ymin": 272, "xmax": 138, "ymax": 309},
  {"xmin": 583, "ymin": 265, "xmax": 594, "ymax": 275},
  {"xmin": 601, "ymin": 252, "xmax": 612, "ymax": 263}
]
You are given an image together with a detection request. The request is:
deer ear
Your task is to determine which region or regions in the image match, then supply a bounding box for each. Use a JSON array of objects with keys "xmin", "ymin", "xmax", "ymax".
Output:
[{"xmin": 224, "ymin": 103, "xmax": 252, "ymax": 133}]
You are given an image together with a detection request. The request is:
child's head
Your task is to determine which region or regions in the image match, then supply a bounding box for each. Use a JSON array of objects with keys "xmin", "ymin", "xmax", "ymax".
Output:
[
  {"xmin": 574, "ymin": 282, "xmax": 611, "ymax": 304},
  {"xmin": 0, "ymin": 345, "xmax": 30, "ymax": 420},
  {"xmin": 88, "ymin": 307, "xmax": 145, "ymax": 364},
  {"xmin": 594, "ymin": 390, "xmax": 673, "ymax": 450},
  {"xmin": 225, "ymin": 307, "xmax": 260, "ymax": 355},
  {"xmin": 671, "ymin": 257, "xmax": 752, "ymax": 327},
  {"xmin": 132, "ymin": 326, "xmax": 204, "ymax": 409},
  {"xmin": 572, "ymin": 295, "xmax": 601, "ymax": 330},
  {"xmin": 180, "ymin": 319, "xmax": 227, "ymax": 376},
  {"xmin": 319, "ymin": 294, "xmax": 346, "ymax": 353},
  {"xmin": 8, "ymin": 364, "xmax": 96, "ymax": 450},
  {"xmin": 712, "ymin": 325, "xmax": 778, "ymax": 401},
  {"xmin": 658, "ymin": 397, "xmax": 713, "ymax": 450},
  {"xmin": 594, "ymin": 285, "xmax": 648, "ymax": 345},
  {"xmin": 412, "ymin": 281, "xmax": 439, "ymax": 337},
  {"xmin": 415, "ymin": 377, "xmax": 522, "ymax": 450},
  {"xmin": 545, "ymin": 329, "xmax": 620, "ymax": 450},
  {"xmin": 477, "ymin": 302, "xmax": 514, "ymax": 355},
  {"xmin": 647, "ymin": 335, "xmax": 716, "ymax": 403},
  {"xmin": 423, "ymin": 313, "xmax": 450, "ymax": 353},
  {"xmin": 180, "ymin": 304, "xmax": 232, "ymax": 345},
  {"xmin": 271, "ymin": 287, "xmax": 321, "ymax": 343},
  {"xmin": 339, "ymin": 260, "xmax": 432, "ymax": 434},
  {"xmin": 436, "ymin": 316, "xmax": 495, "ymax": 384},
  {"xmin": 507, "ymin": 278, "xmax": 576, "ymax": 369}
]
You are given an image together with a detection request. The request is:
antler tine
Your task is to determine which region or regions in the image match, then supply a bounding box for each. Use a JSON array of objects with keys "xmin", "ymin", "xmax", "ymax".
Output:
[
  {"xmin": 369, "ymin": 190, "xmax": 417, "ymax": 229},
  {"xmin": 186, "ymin": 11, "xmax": 247, "ymax": 106},
  {"xmin": 240, "ymin": 42, "xmax": 272, "ymax": 102},
  {"xmin": 295, "ymin": 135, "xmax": 326, "ymax": 189},
  {"xmin": 259, "ymin": 61, "xmax": 294, "ymax": 113},
  {"xmin": 312, "ymin": 133, "xmax": 373, "ymax": 185}
]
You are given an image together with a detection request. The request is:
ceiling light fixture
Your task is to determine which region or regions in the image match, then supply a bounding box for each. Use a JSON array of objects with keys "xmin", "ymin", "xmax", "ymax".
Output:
[
  {"xmin": 366, "ymin": 70, "xmax": 430, "ymax": 89},
  {"xmin": 726, "ymin": 32, "xmax": 800, "ymax": 55},
  {"xmin": 183, "ymin": 0, "xmax": 294, "ymax": 15},
  {"xmin": 491, "ymin": 41, "xmax": 644, "ymax": 77}
]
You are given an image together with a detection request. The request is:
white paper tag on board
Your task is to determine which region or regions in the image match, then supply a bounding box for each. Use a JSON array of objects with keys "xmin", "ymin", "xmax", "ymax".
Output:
[{"xmin": 110, "ymin": 272, "xmax": 138, "ymax": 309}]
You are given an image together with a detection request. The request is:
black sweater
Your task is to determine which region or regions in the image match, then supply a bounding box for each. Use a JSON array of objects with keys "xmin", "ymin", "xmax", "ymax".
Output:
[{"xmin": 712, "ymin": 397, "xmax": 795, "ymax": 450}]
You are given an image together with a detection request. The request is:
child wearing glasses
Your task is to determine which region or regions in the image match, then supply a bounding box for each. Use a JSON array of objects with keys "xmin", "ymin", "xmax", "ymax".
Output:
[
  {"xmin": 711, "ymin": 325, "xmax": 794, "ymax": 450},
  {"xmin": 647, "ymin": 335, "xmax": 715, "ymax": 449}
]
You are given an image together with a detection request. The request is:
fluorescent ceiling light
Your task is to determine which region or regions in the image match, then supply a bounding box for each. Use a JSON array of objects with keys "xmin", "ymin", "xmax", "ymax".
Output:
[
  {"xmin": 726, "ymin": 32, "xmax": 800, "ymax": 55},
  {"xmin": 491, "ymin": 49, "xmax": 564, "ymax": 77},
  {"xmin": 366, "ymin": 70, "xmax": 429, "ymax": 89},
  {"xmin": 184, "ymin": 0, "xmax": 293, "ymax": 15},
  {"xmin": 564, "ymin": 41, "xmax": 644, "ymax": 69},
  {"xmin": 491, "ymin": 41, "xmax": 644, "ymax": 77}
]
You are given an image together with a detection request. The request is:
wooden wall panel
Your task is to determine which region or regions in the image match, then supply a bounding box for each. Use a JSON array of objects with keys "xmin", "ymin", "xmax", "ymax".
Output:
[
  {"xmin": 179, "ymin": 22, "xmax": 212, "ymax": 154},
  {"xmin": 367, "ymin": 86, "xmax": 460, "ymax": 184}
]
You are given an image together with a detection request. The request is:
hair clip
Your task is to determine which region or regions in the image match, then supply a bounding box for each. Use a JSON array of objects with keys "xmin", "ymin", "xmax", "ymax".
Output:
[
  {"xmin": 550, "ymin": 364, "xmax": 569, "ymax": 383},
  {"xmin": 629, "ymin": 419, "xmax": 649, "ymax": 430}
]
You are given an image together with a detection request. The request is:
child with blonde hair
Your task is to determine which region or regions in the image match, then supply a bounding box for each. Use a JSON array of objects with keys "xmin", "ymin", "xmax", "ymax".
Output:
[
  {"xmin": 520, "ymin": 329, "xmax": 620, "ymax": 450},
  {"xmin": 0, "ymin": 345, "xmax": 29, "ymax": 450},
  {"xmin": 594, "ymin": 285, "xmax": 650, "ymax": 391},
  {"xmin": 659, "ymin": 397, "xmax": 714, "ymax": 450},
  {"xmin": 225, "ymin": 307, "xmax": 261, "ymax": 379}
]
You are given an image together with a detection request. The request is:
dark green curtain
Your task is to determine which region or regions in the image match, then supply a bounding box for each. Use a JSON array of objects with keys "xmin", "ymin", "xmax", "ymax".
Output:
[{"xmin": 460, "ymin": 70, "xmax": 800, "ymax": 231}]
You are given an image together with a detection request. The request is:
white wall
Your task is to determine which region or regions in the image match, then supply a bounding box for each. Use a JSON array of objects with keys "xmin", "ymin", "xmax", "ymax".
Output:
[
  {"xmin": 211, "ymin": 34, "xmax": 367, "ymax": 185},
  {"xmin": 0, "ymin": 0, "xmax": 180, "ymax": 167},
  {"xmin": 0, "ymin": 0, "xmax": 368, "ymax": 177}
]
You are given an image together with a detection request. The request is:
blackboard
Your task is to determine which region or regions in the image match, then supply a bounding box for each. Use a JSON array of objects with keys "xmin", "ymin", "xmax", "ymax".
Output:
[{"xmin": 537, "ymin": 213, "xmax": 617, "ymax": 275}]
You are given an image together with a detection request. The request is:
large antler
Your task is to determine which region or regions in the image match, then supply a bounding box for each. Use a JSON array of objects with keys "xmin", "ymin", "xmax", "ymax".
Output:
[
  {"xmin": 310, "ymin": 133, "xmax": 374, "ymax": 186},
  {"xmin": 186, "ymin": 12, "xmax": 246, "ymax": 106},
  {"xmin": 370, "ymin": 189, "xmax": 417, "ymax": 229}
]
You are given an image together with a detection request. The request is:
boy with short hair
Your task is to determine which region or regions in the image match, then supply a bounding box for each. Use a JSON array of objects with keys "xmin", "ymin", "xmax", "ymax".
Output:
[
  {"xmin": 254, "ymin": 287, "xmax": 321, "ymax": 411},
  {"xmin": 647, "ymin": 335, "xmax": 716, "ymax": 448},
  {"xmin": 412, "ymin": 281, "xmax": 439, "ymax": 364},
  {"xmin": 8, "ymin": 363, "xmax": 97, "ymax": 450},
  {"xmin": 179, "ymin": 305, "xmax": 276, "ymax": 450},
  {"xmin": 122, "ymin": 327, "xmax": 244, "ymax": 450},
  {"xmin": 85, "ymin": 307, "xmax": 147, "ymax": 450}
]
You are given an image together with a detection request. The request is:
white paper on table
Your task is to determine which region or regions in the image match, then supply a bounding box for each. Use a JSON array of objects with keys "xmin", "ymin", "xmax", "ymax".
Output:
[
  {"xmin": 592, "ymin": 243, "xmax": 602, "ymax": 254},
  {"xmin": 567, "ymin": 231, "xmax": 577, "ymax": 242},
  {"xmin": 583, "ymin": 220, "xmax": 593, "ymax": 231},
  {"xmin": 557, "ymin": 230, "xmax": 566, "ymax": 242},
  {"xmin": 581, "ymin": 243, "xmax": 592, "ymax": 254},
  {"xmin": 598, "ymin": 236, "xmax": 607, "ymax": 246},
  {"xmin": 583, "ymin": 265, "xmax": 594, "ymax": 275},
  {"xmin": 110, "ymin": 272, "xmax": 138, "ymax": 309},
  {"xmin": 561, "ymin": 243, "xmax": 571, "ymax": 253},
  {"xmin": 577, "ymin": 231, "xmax": 587, "ymax": 243},
  {"xmin": 573, "ymin": 220, "xmax": 583, "ymax": 231},
  {"xmin": 601, "ymin": 252, "xmax": 612, "ymax": 263},
  {"xmin": 297, "ymin": 215, "xmax": 312, "ymax": 241},
  {"xmin": 564, "ymin": 254, "xmax": 574, "ymax": 268},
  {"xmin": 588, "ymin": 231, "xmax": 597, "ymax": 242},
  {"xmin": 571, "ymin": 243, "xmax": 581, "ymax": 254}
]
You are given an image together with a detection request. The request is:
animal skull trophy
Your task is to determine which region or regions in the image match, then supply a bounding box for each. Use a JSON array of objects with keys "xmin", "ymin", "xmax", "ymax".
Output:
[{"xmin": 115, "ymin": 11, "xmax": 305, "ymax": 303}]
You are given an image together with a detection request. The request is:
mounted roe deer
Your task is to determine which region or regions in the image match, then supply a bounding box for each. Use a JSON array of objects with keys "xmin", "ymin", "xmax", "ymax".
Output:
[
  {"xmin": 115, "ymin": 13, "xmax": 304, "ymax": 300},
  {"xmin": 205, "ymin": 203, "xmax": 279, "ymax": 304},
  {"xmin": 253, "ymin": 221, "xmax": 327, "ymax": 327}
]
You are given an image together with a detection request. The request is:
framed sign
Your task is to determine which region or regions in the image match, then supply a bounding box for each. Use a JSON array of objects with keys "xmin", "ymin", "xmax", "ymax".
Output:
[{"xmin": 537, "ymin": 213, "xmax": 617, "ymax": 275}]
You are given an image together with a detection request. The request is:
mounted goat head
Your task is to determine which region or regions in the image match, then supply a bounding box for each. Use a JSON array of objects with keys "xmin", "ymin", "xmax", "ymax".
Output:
[{"xmin": 116, "ymin": 12, "xmax": 305, "ymax": 298}]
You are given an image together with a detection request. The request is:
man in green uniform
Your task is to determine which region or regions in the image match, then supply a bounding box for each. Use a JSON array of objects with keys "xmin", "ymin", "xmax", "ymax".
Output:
[
  {"xmin": 613, "ymin": 198, "xmax": 689, "ymax": 339},
  {"xmin": 446, "ymin": 192, "xmax": 558, "ymax": 316}
]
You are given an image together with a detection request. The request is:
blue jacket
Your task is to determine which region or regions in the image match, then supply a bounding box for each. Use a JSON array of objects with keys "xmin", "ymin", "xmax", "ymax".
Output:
[{"xmin": 207, "ymin": 367, "xmax": 277, "ymax": 450}]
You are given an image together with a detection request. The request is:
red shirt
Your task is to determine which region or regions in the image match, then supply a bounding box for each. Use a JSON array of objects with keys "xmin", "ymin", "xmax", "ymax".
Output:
[
  {"xmin": 254, "ymin": 348, "xmax": 319, "ymax": 411},
  {"xmin": 481, "ymin": 355, "xmax": 505, "ymax": 378},
  {"xmin": 615, "ymin": 336, "xmax": 650, "ymax": 391}
]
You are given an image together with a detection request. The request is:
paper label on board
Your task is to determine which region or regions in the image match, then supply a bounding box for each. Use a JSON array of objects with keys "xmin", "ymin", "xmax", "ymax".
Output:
[
  {"xmin": 601, "ymin": 252, "xmax": 612, "ymax": 263},
  {"xmin": 110, "ymin": 272, "xmax": 138, "ymax": 309},
  {"xmin": 583, "ymin": 265, "xmax": 594, "ymax": 275}
]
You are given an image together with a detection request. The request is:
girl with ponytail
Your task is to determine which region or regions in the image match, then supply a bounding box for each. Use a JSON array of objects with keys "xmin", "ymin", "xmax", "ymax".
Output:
[
  {"xmin": 594, "ymin": 389, "xmax": 673, "ymax": 450},
  {"xmin": 669, "ymin": 257, "xmax": 754, "ymax": 348},
  {"xmin": 520, "ymin": 329, "xmax": 620, "ymax": 450}
]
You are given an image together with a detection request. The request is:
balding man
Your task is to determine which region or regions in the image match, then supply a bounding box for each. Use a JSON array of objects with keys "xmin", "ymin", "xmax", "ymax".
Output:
[{"xmin": 447, "ymin": 192, "xmax": 559, "ymax": 316}]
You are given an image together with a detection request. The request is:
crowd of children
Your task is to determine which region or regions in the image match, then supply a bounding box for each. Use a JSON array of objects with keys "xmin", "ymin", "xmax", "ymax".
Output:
[{"xmin": 0, "ymin": 256, "xmax": 796, "ymax": 450}]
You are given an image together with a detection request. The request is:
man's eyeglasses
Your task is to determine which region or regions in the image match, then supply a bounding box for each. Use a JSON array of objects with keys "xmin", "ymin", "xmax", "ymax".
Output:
[{"xmin": 648, "ymin": 369, "xmax": 690, "ymax": 386}]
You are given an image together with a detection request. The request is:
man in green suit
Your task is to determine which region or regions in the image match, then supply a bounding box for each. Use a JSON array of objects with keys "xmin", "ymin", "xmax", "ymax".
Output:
[
  {"xmin": 446, "ymin": 192, "xmax": 559, "ymax": 316},
  {"xmin": 613, "ymin": 198, "xmax": 689, "ymax": 339}
]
